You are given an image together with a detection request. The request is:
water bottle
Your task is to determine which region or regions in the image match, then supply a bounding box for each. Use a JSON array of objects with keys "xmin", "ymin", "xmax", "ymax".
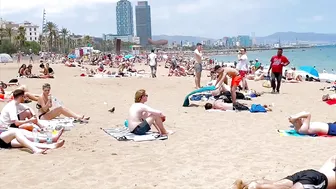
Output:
[{"xmin": 32, "ymin": 128, "xmax": 39, "ymax": 143}]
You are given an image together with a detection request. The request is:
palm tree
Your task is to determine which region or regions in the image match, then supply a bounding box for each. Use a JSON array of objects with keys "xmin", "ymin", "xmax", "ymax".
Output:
[
  {"xmin": 5, "ymin": 27, "xmax": 13, "ymax": 43},
  {"xmin": 83, "ymin": 35, "xmax": 92, "ymax": 47},
  {"xmin": 60, "ymin": 28, "xmax": 69, "ymax": 53},
  {"xmin": 15, "ymin": 26, "xmax": 26, "ymax": 48},
  {"xmin": 0, "ymin": 27, "xmax": 5, "ymax": 44},
  {"xmin": 44, "ymin": 21, "xmax": 58, "ymax": 51}
]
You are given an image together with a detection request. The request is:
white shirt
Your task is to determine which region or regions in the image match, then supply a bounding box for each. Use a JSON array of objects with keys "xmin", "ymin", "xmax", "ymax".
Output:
[
  {"xmin": 194, "ymin": 49, "xmax": 202, "ymax": 63},
  {"xmin": 236, "ymin": 54, "xmax": 248, "ymax": 71},
  {"xmin": 0, "ymin": 100, "xmax": 29, "ymax": 128},
  {"xmin": 148, "ymin": 53, "xmax": 157, "ymax": 66}
]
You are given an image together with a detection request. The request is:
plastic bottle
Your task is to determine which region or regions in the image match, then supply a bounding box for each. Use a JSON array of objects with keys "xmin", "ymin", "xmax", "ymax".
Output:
[{"xmin": 32, "ymin": 128, "xmax": 39, "ymax": 143}]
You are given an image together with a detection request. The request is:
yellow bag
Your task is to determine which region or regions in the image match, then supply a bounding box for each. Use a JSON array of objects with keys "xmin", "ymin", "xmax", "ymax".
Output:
[{"xmin": 262, "ymin": 80, "xmax": 272, "ymax": 88}]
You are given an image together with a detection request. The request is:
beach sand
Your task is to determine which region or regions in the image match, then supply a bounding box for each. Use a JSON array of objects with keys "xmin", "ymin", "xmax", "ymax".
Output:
[{"xmin": 0, "ymin": 60, "xmax": 335, "ymax": 189}]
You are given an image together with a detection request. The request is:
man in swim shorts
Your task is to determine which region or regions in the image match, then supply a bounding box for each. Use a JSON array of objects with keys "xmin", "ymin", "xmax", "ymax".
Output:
[
  {"xmin": 214, "ymin": 65, "xmax": 243, "ymax": 105},
  {"xmin": 128, "ymin": 89, "xmax": 169, "ymax": 136},
  {"xmin": 232, "ymin": 155, "xmax": 336, "ymax": 189},
  {"xmin": 288, "ymin": 111, "xmax": 336, "ymax": 136}
]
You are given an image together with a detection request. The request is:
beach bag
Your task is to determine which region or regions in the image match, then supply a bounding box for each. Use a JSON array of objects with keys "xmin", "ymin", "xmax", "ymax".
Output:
[
  {"xmin": 250, "ymin": 104, "xmax": 267, "ymax": 113},
  {"xmin": 262, "ymin": 80, "xmax": 271, "ymax": 88}
]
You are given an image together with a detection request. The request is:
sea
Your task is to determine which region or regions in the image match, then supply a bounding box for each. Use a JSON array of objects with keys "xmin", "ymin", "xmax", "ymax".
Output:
[{"xmin": 211, "ymin": 46, "xmax": 336, "ymax": 73}]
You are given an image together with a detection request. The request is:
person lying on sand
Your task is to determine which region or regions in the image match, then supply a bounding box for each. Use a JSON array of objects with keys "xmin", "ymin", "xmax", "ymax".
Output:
[
  {"xmin": 204, "ymin": 100, "xmax": 272, "ymax": 111},
  {"xmin": 0, "ymin": 89, "xmax": 45, "ymax": 131},
  {"xmin": 246, "ymin": 66, "xmax": 266, "ymax": 81},
  {"xmin": 288, "ymin": 111, "xmax": 336, "ymax": 136},
  {"xmin": 36, "ymin": 83, "xmax": 90, "ymax": 123},
  {"xmin": 232, "ymin": 155, "xmax": 336, "ymax": 189},
  {"xmin": 0, "ymin": 128, "xmax": 65, "ymax": 154},
  {"xmin": 168, "ymin": 65, "xmax": 187, "ymax": 77},
  {"xmin": 0, "ymin": 82, "xmax": 39, "ymax": 102},
  {"xmin": 128, "ymin": 89, "xmax": 170, "ymax": 136}
]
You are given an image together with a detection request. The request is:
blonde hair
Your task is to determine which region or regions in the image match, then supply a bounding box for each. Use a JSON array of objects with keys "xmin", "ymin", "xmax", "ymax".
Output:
[
  {"xmin": 42, "ymin": 83, "xmax": 51, "ymax": 90},
  {"xmin": 134, "ymin": 89, "xmax": 146, "ymax": 103}
]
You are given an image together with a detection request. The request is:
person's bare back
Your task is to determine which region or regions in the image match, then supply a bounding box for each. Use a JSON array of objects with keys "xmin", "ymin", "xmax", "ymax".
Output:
[{"xmin": 128, "ymin": 103, "xmax": 148, "ymax": 131}]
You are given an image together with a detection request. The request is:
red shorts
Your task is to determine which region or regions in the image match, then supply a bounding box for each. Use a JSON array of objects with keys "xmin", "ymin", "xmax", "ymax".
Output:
[
  {"xmin": 231, "ymin": 75, "xmax": 243, "ymax": 87},
  {"xmin": 239, "ymin": 70, "xmax": 248, "ymax": 77}
]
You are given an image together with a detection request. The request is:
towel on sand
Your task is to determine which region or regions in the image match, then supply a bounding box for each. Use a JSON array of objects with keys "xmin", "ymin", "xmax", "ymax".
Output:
[
  {"xmin": 326, "ymin": 99, "xmax": 336, "ymax": 105},
  {"xmin": 183, "ymin": 86, "xmax": 216, "ymax": 107},
  {"xmin": 39, "ymin": 118, "xmax": 75, "ymax": 131},
  {"xmin": 277, "ymin": 129, "xmax": 335, "ymax": 137},
  {"xmin": 102, "ymin": 127, "xmax": 168, "ymax": 142}
]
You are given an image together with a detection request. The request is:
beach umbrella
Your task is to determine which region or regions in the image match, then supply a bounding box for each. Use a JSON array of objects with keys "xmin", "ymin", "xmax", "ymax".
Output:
[{"xmin": 299, "ymin": 66, "xmax": 319, "ymax": 78}]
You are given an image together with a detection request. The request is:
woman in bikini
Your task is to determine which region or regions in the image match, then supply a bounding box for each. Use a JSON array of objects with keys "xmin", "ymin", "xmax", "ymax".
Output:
[
  {"xmin": 36, "ymin": 83, "xmax": 90, "ymax": 122},
  {"xmin": 18, "ymin": 64, "xmax": 27, "ymax": 77}
]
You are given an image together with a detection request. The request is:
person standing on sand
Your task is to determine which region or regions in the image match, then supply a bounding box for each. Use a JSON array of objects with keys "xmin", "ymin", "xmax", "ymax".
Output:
[
  {"xmin": 128, "ymin": 89, "xmax": 169, "ymax": 136},
  {"xmin": 194, "ymin": 43, "xmax": 203, "ymax": 89},
  {"xmin": 148, "ymin": 49, "xmax": 157, "ymax": 78},
  {"xmin": 236, "ymin": 48, "xmax": 249, "ymax": 91},
  {"xmin": 267, "ymin": 48, "xmax": 290, "ymax": 94}
]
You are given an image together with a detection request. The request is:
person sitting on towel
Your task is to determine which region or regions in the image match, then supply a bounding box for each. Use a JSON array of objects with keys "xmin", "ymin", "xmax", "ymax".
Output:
[
  {"xmin": 289, "ymin": 111, "xmax": 336, "ymax": 136},
  {"xmin": 128, "ymin": 89, "xmax": 169, "ymax": 136},
  {"xmin": 232, "ymin": 155, "xmax": 336, "ymax": 189}
]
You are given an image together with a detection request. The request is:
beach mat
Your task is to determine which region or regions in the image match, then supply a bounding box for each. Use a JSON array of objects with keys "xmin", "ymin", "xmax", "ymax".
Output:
[
  {"xmin": 183, "ymin": 86, "xmax": 216, "ymax": 107},
  {"xmin": 277, "ymin": 129, "xmax": 335, "ymax": 137},
  {"xmin": 39, "ymin": 118, "xmax": 75, "ymax": 131},
  {"xmin": 102, "ymin": 127, "xmax": 168, "ymax": 142},
  {"xmin": 326, "ymin": 99, "xmax": 336, "ymax": 105}
]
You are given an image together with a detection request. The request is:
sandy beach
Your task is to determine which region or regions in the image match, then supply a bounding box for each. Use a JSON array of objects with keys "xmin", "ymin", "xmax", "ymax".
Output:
[{"xmin": 0, "ymin": 60, "xmax": 335, "ymax": 189}]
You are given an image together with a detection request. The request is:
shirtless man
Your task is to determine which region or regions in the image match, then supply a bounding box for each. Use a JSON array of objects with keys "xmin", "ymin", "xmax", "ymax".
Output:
[
  {"xmin": 232, "ymin": 155, "xmax": 336, "ymax": 189},
  {"xmin": 214, "ymin": 65, "xmax": 243, "ymax": 105},
  {"xmin": 128, "ymin": 89, "xmax": 169, "ymax": 136},
  {"xmin": 288, "ymin": 111, "xmax": 336, "ymax": 136},
  {"xmin": 194, "ymin": 43, "xmax": 203, "ymax": 89},
  {"xmin": 204, "ymin": 100, "xmax": 234, "ymax": 111}
]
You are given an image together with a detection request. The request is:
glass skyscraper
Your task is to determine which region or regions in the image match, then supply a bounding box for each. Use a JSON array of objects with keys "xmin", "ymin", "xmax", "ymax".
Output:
[
  {"xmin": 135, "ymin": 1, "xmax": 152, "ymax": 46},
  {"xmin": 116, "ymin": 0, "xmax": 134, "ymax": 36}
]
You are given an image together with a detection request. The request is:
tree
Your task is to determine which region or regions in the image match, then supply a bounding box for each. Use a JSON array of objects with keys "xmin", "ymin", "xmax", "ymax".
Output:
[
  {"xmin": 83, "ymin": 35, "xmax": 92, "ymax": 47},
  {"xmin": 44, "ymin": 21, "xmax": 58, "ymax": 52},
  {"xmin": 15, "ymin": 26, "xmax": 26, "ymax": 48},
  {"xmin": 60, "ymin": 28, "xmax": 69, "ymax": 53},
  {"xmin": 5, "ymin": 27, "xmax": 13, "ymax": 43}
]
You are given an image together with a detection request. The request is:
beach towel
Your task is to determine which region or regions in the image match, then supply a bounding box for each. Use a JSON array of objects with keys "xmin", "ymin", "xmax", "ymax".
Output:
[
  {"xmin": 206, "ymin": 109, "xmax": 235, "ymax": 112},
  {"xmin": 326, "ymin": 99, "xmax": 336, "ymax": 105},
  {"xmin": 277, "ymin": 129, "xmax": 335, "ymax": 137},
  {"xmin": 102, "ymin": 127, "xmax": 168, "ymax": 142},
  {"xmin": 39, "ymin": 118, "xmax": 75, "ymax": 131},
  {"xmin": 250, "ymin": 104, "xmax": 267, "ymax": 113},
  {"xmin": 183, "ymin": 86, "xmax": 216, "ymax": 107}
]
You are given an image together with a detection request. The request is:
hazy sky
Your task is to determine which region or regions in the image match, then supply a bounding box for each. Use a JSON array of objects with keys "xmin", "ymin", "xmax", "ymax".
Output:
[{"xmin": 0, "ymin": 0, "xmax": 334, "ymax": 38}]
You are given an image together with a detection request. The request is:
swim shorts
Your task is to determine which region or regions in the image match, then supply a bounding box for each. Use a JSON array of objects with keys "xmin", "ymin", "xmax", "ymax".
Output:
[
  {"xmin": 327, "ymin": 123, "xmax": 336, "ymax": 136},
  {"xmin": 0, "ymin": 138, "xmax": 12, "ymax": 149},
  {"xmin": 131, "ymin": 120, "xmax": 151, "ymax": 135},
  {"xmin": 194, "ymin": 63, "xmax": 202, "ymax": 73},
  {"xmin": 231, "ymin": 75, "xmax": 243, "ymax": 87},
  {"xmin": 284, "ymin": 169, "xmax": 328, "ymax": 189},
  {"xmin": 239, "ymin": 70, "xmax": 247, "ymax": 77}
]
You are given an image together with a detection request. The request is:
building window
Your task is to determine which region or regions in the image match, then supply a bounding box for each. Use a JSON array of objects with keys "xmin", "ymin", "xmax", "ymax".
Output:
[
  {"xmin": 30, "ymin": 32, "xmax": 32, "ymax": 36},
  {"xmin": 30, "ymin": 37, "xmax": 32, "ymax": 40},
  {"xmin": 34, "ymin": 32, "xmax": 36, "ymax": 35},
  {"xmin": 29, "ymin": 28, "xmax": 31, "ymax": 31},
  {"xmin": 35, "ymin": 37, "xmax": 37, "ymax": 40},
  {"xmin": 34, "ymin": 28, "xmax": 36, "ymax": 31}
]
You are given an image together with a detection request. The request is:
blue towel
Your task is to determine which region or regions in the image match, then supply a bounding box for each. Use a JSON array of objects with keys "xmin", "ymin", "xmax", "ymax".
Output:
[{"xmin": 250, "ymin": 104, "xmax": 267, "ymax": 113}]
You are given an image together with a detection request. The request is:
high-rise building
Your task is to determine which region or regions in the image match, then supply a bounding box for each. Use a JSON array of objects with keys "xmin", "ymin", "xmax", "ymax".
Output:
[
  {"xmin": 237, "ymin": 35, "xmax": 252, "ymax": 47},
  {"xmin": 116, "ymin": 0, "xmax": 134, "ymax": 36},
  {"xmin": 135, "ymin": 1, "xmax": 152, "ymax": 46}
]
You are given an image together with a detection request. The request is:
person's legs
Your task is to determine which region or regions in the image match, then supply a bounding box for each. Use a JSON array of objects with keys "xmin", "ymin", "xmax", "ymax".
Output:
[
  {"xmin": 1, "ymin": 129, "xmax": 45, "ymax": 154},
  {"xmin": 20, "ymin": 128, "xmax": 64, "ymax": 143},
  {"xmin": 150, "ymin": 66, "xmax": 155, "ymax": 78},
  {"xmin": 231, "ymin": 86, "xmax": 238, "ymax": 104},
  {"xmin": 145, "ymin": 115, "xmax": 168, "ymax": 135},
  {"xmin": 24, "ymin": 92, "xmax": 39, "ymax": 101},
  {"xmin": 233, "ymin": 178, "xmax": 293, "ymax": 189},
  {"xmin": 18, "ymin": 109, "xmax": 34, "ymax": 120},
  {"xmin": 195, "ymin": 72, "xmax": 201, "ymax": 88},
  {"xmin": 271, "ymin": 72, "xmax": 276, "ymax": 92},
  {"xmin": 153, "ymin": 65, "xmax": 157, "ymax": 77},
  {"xmin": 276, "ymin": 73, "xmax": 282, "ymax": 93},
  {"xmin": 41, "ymin": 106, "xmax": 87, "ymax": 120}
]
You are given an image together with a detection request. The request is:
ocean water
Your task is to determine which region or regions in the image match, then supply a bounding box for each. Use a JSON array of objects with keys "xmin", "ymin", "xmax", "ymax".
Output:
[{"xmin": 211, "ymin": 46, "xmax": 336, "ymax": 72}]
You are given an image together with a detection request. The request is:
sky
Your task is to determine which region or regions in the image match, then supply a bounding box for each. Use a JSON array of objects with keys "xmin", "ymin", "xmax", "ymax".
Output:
[{"xmin": 0, "ymin": 0, "xmax": 335, "ymax": 39}]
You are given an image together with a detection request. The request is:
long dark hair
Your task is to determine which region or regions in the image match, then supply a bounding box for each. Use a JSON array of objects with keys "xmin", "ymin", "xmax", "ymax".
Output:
[{"xmin": 18, "ymin": 64, "xmax": 26, "ymax": 73}]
